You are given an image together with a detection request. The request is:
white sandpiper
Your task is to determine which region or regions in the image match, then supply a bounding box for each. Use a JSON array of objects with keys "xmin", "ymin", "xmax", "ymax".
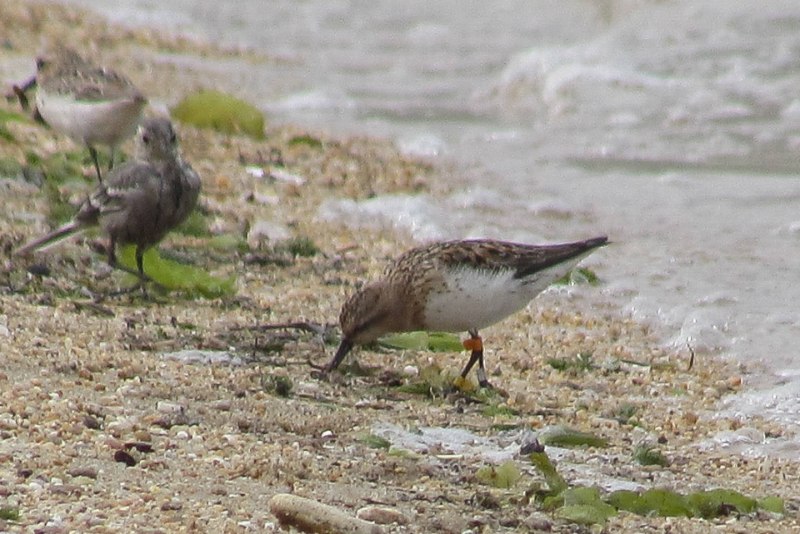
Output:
[{"xmin": 24, "ymin": 47, "xmax": 147, "ymax": 182}]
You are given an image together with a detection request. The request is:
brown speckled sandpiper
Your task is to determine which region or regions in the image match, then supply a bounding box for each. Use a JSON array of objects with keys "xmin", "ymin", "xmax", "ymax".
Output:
[
  {"xmin": 23, "ymin": 47, "xmax": 147, "ymax": 182},
  {"xmin": 325, "ymin": 236, "xmax": 608, "ymax": 388}
]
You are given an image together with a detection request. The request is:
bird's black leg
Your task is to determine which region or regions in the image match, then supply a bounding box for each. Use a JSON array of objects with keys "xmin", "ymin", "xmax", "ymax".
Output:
[
  {"xmin": 106, "ymin": 241, "xmax": 145, "ymax": 280},
  {"xmin": 89, "ymin": 146, "xmax": 103, "ymax": 183},
  {"xmin": 460, "ymin": 329, "xmax": 492, "ymax": 389},
  {"xmin": 135, "ymin": 246, "xmax": 145, "ymax": 280},
  {"xmin": 102, "ymin": 242, "xmax": 157, "ymax": 297},
  {"xmin": 135, "ymin": 246, "xmax": 149, "ymax": 296},
  {"xmin": 108, "ymin": 147, "xmax": 115, "ymax": 171},
  {"xmin": 107, "ymin": 239, "xmax": 117, "ymax": 268},
  {"xmin": 97, "ymin": 240, "xmax": 146, "ymax": 299}
]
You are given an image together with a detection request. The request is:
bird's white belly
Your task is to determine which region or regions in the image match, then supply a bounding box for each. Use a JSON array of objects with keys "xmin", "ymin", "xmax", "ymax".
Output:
[
  {"xmin": 36, "ymin": 91, "xmax": 144, "ymax": 146},
  {"xmin": 423, "ymin": 258, "xmax": 584, "ymax": 332}
]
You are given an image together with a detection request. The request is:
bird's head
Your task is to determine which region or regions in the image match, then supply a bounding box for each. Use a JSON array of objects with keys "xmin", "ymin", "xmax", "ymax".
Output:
[
  {"xmin": 339, "ymin": 281, "xmax": 398, "ymax": 347},
  {"xmin": 136, "ymin": 117, "xmax": 179, "ymax": 163},
  {"xmin": 327, "ymin": 281, "xmax": 399, "ymax": 373}
]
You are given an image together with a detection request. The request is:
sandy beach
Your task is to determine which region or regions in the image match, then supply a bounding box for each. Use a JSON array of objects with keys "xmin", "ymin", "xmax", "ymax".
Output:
[{"xmin": 0, "ymin": 2, "xmax": 798, "ymax": 532}]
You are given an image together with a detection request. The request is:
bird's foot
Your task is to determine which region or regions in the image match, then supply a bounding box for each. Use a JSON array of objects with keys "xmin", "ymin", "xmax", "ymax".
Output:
[
  {"xmin": 94, "ymin": 278, "xmax": 166, "ymax": 302},
  {"xmin": 477, "ymin": 377, "xmax": 494, "ymax": 390}
]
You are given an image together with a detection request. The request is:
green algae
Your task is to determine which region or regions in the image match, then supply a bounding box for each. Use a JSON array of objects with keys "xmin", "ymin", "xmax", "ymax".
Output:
[{"xmin": 171, "ymin": 90, "xmax": 265, "ymax": 139}]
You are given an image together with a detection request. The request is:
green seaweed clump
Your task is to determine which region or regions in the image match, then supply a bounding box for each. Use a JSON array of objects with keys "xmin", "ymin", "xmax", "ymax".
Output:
[
  {"xmin": 481, "ymin": 403, "xmax": 519, "ymax": 418},
  {"xmin": 287, "ymin": 134, "xmax": 323, "ymax": 149},
  {"xmin": 538, "ymin": 425, "xmax": 609, "ymax": 448},
  {"xmin": 118, "ymin": 245, "xmax": 235, "ymax": 298},
  {"xmin": 171, "ymin": 90, "xmax": 265, "ymax": 139},
  {"xmin": 0, "ymin": 506, "xmax": 20, "ymax": 521},
  {"xmin": 476, "ymin": 461, "xmax": 521, "ymax": 489},
  {"xmin": 546, "ymin": 352, "xmax": 595, "ymax": 373},
  {"xmin": 176, "ymin": 210, "xmax": 211, "ymax": 237},
  {"xmin": 395, "ymin": 364, "xmax": 456, "ymax": 398},
  {"xmin": 607, "ymin": 487, "xmax": 782, "ymax": 519},
  {"xmin": 274, "ymin": 236, "xmax": 320, "ymax": 258},
  {"xmin": 207, "ymin": 234, "xmax": 247, "ymax": 252},
  {"xmin": 608, "ymin": 488, "xmax": 692, "ymax": 517},
  {"xmin": 633, "ymin": 444, "xmax": 669, "ymax": 467},
  {"xmin": 528, "ymin": 448, "xmax": 568, "ymax": 496},
  {"xmin": 0, "ymin": 108, "xmax": 28, "ymax": 142},
  {"xmin": 614, "ymin": 403, "xmax": 639, "ymax": 425},
  {"xmin": 379, "ymin": 331, "xmax": 463, "ymax": 352},
  {"xmin": 0, "ymin": 156, "xmax": 22, "ymax": 178},
  {"xmin": 557, "ymin": 487, "xmax": 617, "ymax": 525},
  {"xmin": 30, "ymin": 149, "xmax": 88, "ymax": 186},
  {"xmin": 686, "ymin": 489, "xmax": 757, "ymax": 518},
  {"xmin": 359, "ymin": 434, "xmax": 391, "ymax": 450},
  {"xmin": 554, "ymin": 267, "xmax": 600, "ymax": 286},
  {"xmin": 528, "ymin": 445, "xmax": 786, "ymax": 526},
  {"xmin": 44, "ymin": 182, "xmax": 77, "ymax": 226},
  {"xmin": 262, "ymin": 374, "xmax": 293, "ymax": 397}
]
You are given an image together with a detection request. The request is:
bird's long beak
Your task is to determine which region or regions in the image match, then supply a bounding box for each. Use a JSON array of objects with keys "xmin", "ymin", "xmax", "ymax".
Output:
[{"xmin": 325, "ymin": 338, "xmax": 354, "ymax": 373}]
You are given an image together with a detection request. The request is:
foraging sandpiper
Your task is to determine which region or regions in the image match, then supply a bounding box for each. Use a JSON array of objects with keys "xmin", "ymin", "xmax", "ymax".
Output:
[
  {"xmin": 17, "ymin": 47, "xmax": 147, "ymax": 182},
  {"xmin": 325, "ymin": 236, "xmax": 608, "ymax": 387},
  {"xmin": 15, "ymin": 117, "xmax": 201, "ymax": 285}
]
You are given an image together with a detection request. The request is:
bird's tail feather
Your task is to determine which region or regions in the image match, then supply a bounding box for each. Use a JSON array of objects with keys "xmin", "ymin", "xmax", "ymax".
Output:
[{"xmin": 14, "ymin": 221, "xmax": 85, "ymax": 256}]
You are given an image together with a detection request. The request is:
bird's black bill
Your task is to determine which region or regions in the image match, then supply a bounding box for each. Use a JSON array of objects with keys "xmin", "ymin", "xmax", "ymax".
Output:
[{"xmin": 326, "ymin": 338, "xmax": 354, "ymax": 373}]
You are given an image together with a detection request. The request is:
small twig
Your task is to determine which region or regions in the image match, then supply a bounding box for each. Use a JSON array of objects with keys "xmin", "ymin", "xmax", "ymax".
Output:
[
  {"xmin": 335, "ymin": 244, "xmax": 359, "ymax": 254},
  {"xmin": 307, "ymin": 358, "xmax": 327, "ymax": 372},
  {"xmin": 72, "ymin": 300, "xmax": 115, "ymax": 317},
  {"xmin": 233, "ymin": 321, "xmax": 332, "ymax": 336}
]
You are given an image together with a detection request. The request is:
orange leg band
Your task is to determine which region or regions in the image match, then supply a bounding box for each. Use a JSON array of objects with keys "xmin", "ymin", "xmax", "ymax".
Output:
[{"xmin": 462, "ymin": 337, "xmax": 483, "ymax": 352}]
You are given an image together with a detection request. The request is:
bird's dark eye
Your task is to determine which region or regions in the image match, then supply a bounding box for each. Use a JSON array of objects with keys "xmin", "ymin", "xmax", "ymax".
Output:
[
  {"xmin": 169, "ymin": 132, "xmax": 177, "ymax": 144},
  {"xmin": 142, "ymin": 133, "xmax": 150, "ymax": 144}
]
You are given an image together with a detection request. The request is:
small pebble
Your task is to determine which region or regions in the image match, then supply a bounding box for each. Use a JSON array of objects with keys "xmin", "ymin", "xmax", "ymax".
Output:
[
  {"xmin": 113, "ymin": 450, "xmax": 136, "ymax": 467},
  {"xmin": 247, "ymin": 219, "xmax": 292, "ymax": 245},
  {"xmin": 356, "ymin": 506, "xmax": 408, "ymax": 525},
  {"xmin": 269, "ymin": 168, "xmax": 306, "ymax": 186},
  {"xmin": 161, "ymin": 499, "xmax": 183, "ymax": 511},
  {"xmin": 157, "ymin": 401, "xmax": 185, "ymax": 414},
  {"xmin": 210, "ymin": 399, "xmax": 232, "ymax": 411},
  {"xmin": 402, "ymin": 365, "xmax": 419, "ymax": 377},
  {"xmin": 67, "ymin": 466, "xmax": 98, "ymax": 479},
  {"xmin": 683, "ymin": 412, "xmax": 699, "ymax": 424},
  {"xmin": 269, "ymin": 493, "xmax": 383, "ymax": 534},
  {"xmin": 522, "ymin": 512, "xmax": 552, "ymax": 532},
  {"xmin": 82, "ymin": 415, "xmax": 102, "ymax": 430},
  {"xmin": 105, "ymin": 437, "xmax": 124, "ymax": 450},
  {"xmin": 125, "ymin": 441, "xmax": 154, "ymax": 453}
]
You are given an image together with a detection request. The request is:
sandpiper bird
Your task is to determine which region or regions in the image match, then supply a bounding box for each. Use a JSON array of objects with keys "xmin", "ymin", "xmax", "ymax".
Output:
[
  {"xmin": 15, "ymin": 117, "xmax": 201, "ymax": 285},
  {"xmin": 15, "ymin": 47, "xmax": 147, "ymax": 182},
  {"xmin": 324, "ymin": 236, "xmax": 608, "ymax": 388}
]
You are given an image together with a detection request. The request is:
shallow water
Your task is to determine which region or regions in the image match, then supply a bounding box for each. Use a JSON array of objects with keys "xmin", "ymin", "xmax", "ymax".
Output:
[{"xmin": 63, "ymin": 0, "xmax": 800, "ymax": 454}]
